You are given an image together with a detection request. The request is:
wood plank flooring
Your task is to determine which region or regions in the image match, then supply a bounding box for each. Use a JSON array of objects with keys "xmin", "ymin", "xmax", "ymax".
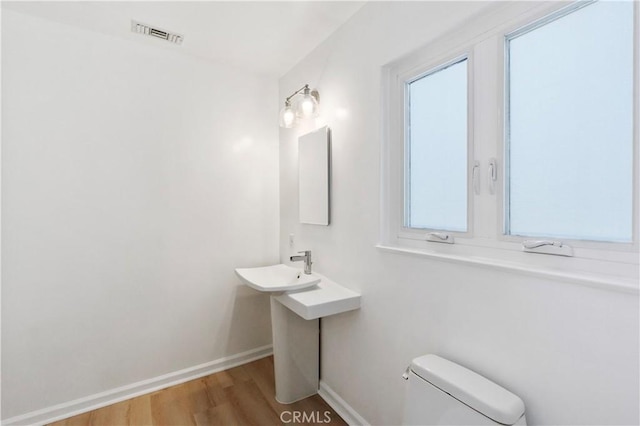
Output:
[{"xmin": 48, "ymin": 356, "xmax": 346, "ymax": 426}]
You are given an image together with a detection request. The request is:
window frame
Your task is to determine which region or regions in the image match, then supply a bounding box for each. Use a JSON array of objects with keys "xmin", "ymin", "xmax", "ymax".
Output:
[
  {"xmin": 381, "ymin": 0, "xmax": 639, "ymax": 277},
  {"xmin": 497, "ymin": 0, "xmax": 640, "ymax": 254},
  {"xmin": 396, "ymin": 49, "xmax": 475, "ymax": 241}
]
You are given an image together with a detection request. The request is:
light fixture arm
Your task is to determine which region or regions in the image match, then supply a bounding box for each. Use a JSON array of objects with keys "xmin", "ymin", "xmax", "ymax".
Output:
[{"xmin": 284, "ymin": 84, "xmax": 309, "ymax": 103}]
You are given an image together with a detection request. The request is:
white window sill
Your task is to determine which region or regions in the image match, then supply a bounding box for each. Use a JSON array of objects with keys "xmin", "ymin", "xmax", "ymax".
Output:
[{"xmin": 375, "ymin": 244, "xmax": 639, "ymax": 295}]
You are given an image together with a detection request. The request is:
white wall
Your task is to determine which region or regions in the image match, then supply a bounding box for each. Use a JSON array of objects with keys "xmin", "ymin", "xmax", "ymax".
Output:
[
  {"xmin": 1, "ymin": 9, "xmax": 278, "ymax": 419},
  {"xmin": 279, "ymin": 2, "xmax": 639, "ymax": 425}
]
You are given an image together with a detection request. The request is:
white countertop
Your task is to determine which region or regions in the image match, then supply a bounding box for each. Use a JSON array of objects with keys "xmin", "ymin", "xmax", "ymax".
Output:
[{"xmin": 273, "ymin": 273, "xmax": 361, "ymax": 320}]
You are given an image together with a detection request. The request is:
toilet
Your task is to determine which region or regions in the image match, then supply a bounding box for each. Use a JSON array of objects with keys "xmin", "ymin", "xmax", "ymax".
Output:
[{"xmin": 403, "ymin": 354, "xmax": 527, "ymax": 425}]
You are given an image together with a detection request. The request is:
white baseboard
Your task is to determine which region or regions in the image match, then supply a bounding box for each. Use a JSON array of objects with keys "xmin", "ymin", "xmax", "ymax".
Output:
[
  {"xmin": 318, "ymin": 380, "xmax": 369, "ymax": 426},
  {"xmin": 2, "ymin": 345, "xmax": 273, "ymax": 426}
]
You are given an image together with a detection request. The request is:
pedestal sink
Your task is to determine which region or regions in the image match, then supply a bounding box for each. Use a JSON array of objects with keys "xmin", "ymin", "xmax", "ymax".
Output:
[
  {"xmin": 235, "ymin": 264, "xmax": 320, "ymax": 292},
  {"xmin": 235, "ymin": 264, "xmax": 360, "ymax": 404}
]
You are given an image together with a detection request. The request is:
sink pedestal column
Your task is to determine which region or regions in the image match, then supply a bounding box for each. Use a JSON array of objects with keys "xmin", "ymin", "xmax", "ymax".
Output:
[{"xmin": 270, "ymin": 296, "xmax": 319, "ymax": 404}]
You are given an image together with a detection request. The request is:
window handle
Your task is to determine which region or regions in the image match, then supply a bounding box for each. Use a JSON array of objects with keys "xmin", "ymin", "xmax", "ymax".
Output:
[
  {"xmin": 522, "ymin": 240, "xmax": 562, "ymax": 249},
  {"xmin": 472, "ymin": 161, "xmax": 480, "ymax": 195},
  {"xmin": 522, "ymin": 240, "xmax": 573, "ymax": 257},
  {"xmin": 426, "ymin": 232, "xmax": 454, "ymax": 244}
]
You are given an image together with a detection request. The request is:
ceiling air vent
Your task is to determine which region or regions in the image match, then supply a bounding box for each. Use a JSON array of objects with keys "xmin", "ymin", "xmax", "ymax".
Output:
[{"xmin": 131, "ymin": 20, "xmax": 183, "ymax": 45}]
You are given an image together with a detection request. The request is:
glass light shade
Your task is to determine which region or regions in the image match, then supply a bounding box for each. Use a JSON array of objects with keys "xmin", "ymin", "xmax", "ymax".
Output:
[
  {"xmin": 295, "ymin": 93, "xmax": 319, "ymax": 118},
  {"xmin": 279, "ymin": 105, "xmax": 296, "ymax": 128}
]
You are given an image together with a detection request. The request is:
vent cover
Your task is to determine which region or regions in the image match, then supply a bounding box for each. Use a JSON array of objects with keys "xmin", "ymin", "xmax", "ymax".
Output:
[{"xmin": 131, "ymin": 20, "xmax": 183, "ymax": 45}]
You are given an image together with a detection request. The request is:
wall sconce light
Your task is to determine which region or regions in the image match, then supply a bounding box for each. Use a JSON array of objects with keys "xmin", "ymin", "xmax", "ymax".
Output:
[{"xmin": 279, "ymin": 84, "xmax": 320, "ymax": 128}]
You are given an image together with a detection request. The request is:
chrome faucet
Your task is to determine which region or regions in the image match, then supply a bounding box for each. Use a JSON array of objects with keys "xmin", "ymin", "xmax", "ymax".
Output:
[{"xmin": 290, "ymin": 250, "xmax": 312, "ymax": 275}]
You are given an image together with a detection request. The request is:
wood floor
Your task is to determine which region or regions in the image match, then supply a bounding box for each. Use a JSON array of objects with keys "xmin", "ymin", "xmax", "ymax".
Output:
[{"xmin": 48, "ymin": 356, "xmax": 346, "ymax": 426}]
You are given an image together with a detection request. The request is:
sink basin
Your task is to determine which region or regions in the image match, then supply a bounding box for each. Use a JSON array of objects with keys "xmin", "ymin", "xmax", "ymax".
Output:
[{"xmin": 235, "ymin": 264, "xmax": 320, "ymax": 292}]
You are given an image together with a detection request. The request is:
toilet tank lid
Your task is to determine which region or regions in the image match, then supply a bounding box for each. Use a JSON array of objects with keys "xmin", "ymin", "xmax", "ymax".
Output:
[{"xmin": 410, "ymin": 354, "xmax": 525, "ymax": 425}]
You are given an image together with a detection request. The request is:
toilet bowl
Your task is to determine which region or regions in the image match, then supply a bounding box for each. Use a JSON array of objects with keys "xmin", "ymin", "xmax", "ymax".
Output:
[{"xmin": 402, "ymin": 354, "xmax": 526, "ymax": 425}]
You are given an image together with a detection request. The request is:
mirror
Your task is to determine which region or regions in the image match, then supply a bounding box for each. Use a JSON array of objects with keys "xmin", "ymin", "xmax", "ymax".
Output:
[{"xmin": 299, "ymin": 126, "xmax": 331, "ymax": 225}]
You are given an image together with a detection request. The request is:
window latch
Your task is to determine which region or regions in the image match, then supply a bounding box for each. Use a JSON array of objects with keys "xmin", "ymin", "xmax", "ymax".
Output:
[
  {"xmin": 488, "ymin": 158, "xmax": 497, "ymax": 195},
  {"xmin": 472, "ymin": 161, "xmax": 481, "ymax": 195},
  {"xmin": 522, "ymin": 240, "xmax": 573, "ymax": 257},
  {"xmin": 426, "ymin": 232, "xmax": 454, "ymax": 244}
]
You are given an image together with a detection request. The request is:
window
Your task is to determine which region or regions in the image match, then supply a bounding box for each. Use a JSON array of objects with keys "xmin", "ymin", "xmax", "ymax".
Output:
[
  {"xmin": 506, "ymin": 1, "xmax": 635, "ymax": 243},
  {"xmin": 383, "ymin": 0, "xmax": 638, "ymax": 279},
  {"xmin": 406, "ymin": 58, "xmax": 468, "ymax": 232}
]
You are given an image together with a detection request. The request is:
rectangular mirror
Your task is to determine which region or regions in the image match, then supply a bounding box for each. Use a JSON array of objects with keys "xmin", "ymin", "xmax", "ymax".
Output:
[{"xmin": 299, "ymin": 126, "xmax": 331, "ymax": 225}]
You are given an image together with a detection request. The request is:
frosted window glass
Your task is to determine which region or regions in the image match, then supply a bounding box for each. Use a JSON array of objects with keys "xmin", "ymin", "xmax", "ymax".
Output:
[
  {"xmin": 507, "ymin": 1, "xmax": 634, "ymax": 242},
  {"xmin": 407, "ymin": 59, "xmax": 468, "ymax": 231}
]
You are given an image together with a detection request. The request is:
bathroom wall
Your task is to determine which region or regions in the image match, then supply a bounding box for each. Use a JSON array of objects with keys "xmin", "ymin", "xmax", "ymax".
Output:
[
  {"xmin": 2, "ymin": 9, "xmax": 278, "ymax": 419},
  {"xmin": 280, "ymin": 2, "xmax": 639, "ymax": 425}
]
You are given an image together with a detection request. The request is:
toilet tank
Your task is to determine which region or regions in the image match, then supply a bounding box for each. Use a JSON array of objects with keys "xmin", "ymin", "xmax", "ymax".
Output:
[{"xmin": 403, "ymin": 355, "xmax": 526, "ymax": 425}]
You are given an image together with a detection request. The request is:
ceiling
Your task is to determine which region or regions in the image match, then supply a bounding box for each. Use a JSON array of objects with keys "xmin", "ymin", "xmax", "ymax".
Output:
[{"xmin": 2, "ymin": 1, "xmax": 366, "ymax": 77}]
